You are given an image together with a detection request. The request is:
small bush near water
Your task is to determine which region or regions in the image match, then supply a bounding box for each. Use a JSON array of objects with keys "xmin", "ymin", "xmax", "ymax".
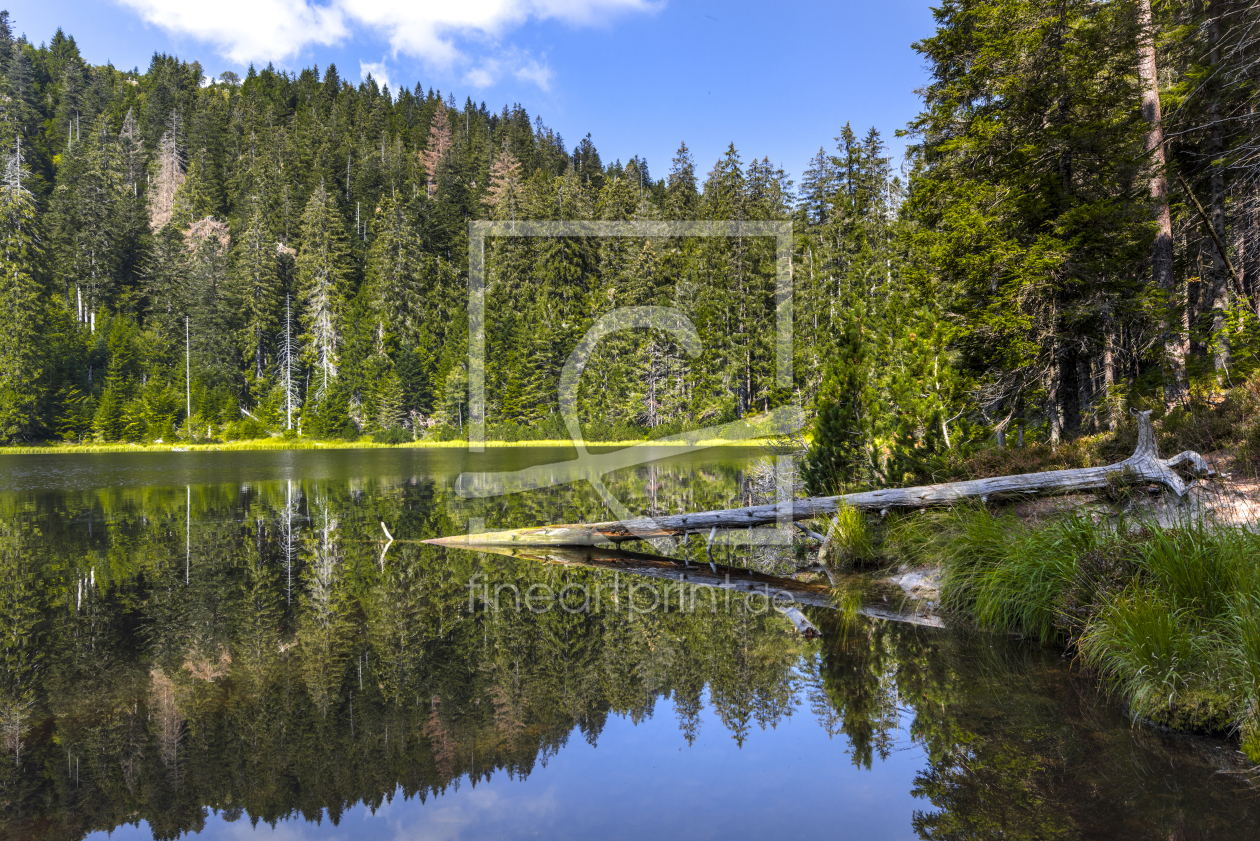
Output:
[{"xmin": 889, "ymin": 507, "xmax": 1260, "ymax": 759}]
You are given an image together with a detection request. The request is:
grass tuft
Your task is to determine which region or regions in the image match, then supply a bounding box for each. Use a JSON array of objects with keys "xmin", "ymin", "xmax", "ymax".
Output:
[
  {"xmin": 1077, "ymin": 587, "xmax": 1204, "ymax": 720},
  {"xmin": 822, "ymin": 504, "xmax": 877, "ymax": 566}
]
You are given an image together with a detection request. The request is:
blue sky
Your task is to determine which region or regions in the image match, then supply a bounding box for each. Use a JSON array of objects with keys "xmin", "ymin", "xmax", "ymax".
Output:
[{"xmin": 11, "ymin": 1, "xmax": 938, "ymax": 188}]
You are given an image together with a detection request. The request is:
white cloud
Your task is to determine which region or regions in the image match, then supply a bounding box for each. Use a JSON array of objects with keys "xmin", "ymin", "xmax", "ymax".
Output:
[
  {"xmin": 117, "ymin": 0, "xmax": 658, "ymax": 78},
  {"xmin": 340, "ymin": 0, "xmax": 657, "ymax": 68},
  {"xmin": 117, "ymin": 0, "xmax": 348, "ymax": 64},
  {"xmin": 514, "ymin": 58, "xmax": 554, "ymax": 90},
  {"xmin": 461, "ymin": 48, "xmax": 554, "ymax": 91},
  {"xmin": 359, "ymin": 59, "xmax": 394, "ymax": 96},
  {"xmin": 463, "ymin": 60, "xmax": 501, "ymax": 89}
]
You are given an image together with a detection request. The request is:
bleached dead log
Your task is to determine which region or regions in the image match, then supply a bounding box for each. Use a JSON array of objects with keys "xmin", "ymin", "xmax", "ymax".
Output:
[{"xmin": 427, "ymin": 411, "xmax": 1213, "ymax": 549}]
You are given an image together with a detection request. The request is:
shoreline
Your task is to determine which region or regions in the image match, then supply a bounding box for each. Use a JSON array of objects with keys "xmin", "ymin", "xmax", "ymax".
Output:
[{"xmin": 0, "ymin": 437, "xmax": 778, "ymax": 456}]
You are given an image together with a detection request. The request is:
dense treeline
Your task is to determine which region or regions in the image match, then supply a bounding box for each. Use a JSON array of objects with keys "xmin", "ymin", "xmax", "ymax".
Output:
[
  {"xmin": 0, "ymin": 9, "xmax": 931, "ymax": 454},
  {"xmin": 1, "ymin": 2, "xmax": 1260, "ymax": 492},
  {"xmin": 809, "ymin": 0, "xmax": 1260, "ymax": 491}
]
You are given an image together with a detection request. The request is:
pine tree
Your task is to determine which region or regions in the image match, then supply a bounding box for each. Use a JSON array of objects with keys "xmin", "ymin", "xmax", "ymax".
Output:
[
  {"xmin": 118, "ymin": 108, "xmax": 145, "ymax": 195},
  {"xmin": 148, "ymin": 115, "xmax": 185, "ymax": 232},
  {"xmin": 419, "ymin": 102, "xmax": 452, "ymax": 198},
  {"xmin": 52, "ymin": 114, "xmax": 124, "ymax": 316},
  {"xmin": 484, "ymin": 139, "xmax": 523, "ymax": 217},
  {"xmin": 277, "ymin": 294, "xmax": 301, "ymax": 430},
  {"xmin": 803, "ymin": 306, "xmax": 875, "ymax": 493},
  {"xmin": 798, "ymin": 147, "xmax": 836, "ymax": 226},
  {"xmin": 297, "ymin": 182, "xmax": 351, "ymax": 397},
  {"xmin": 665, "ymin": 142, "xmax": 698, "ymax": 219},
  {"xmin": 907, "ymin": 0, "xmax": 1150, "ymax": 441},
  {"xmin": 169, "ymin": 156, "xmax": 216, "ymax": 230},
  {"xmin": 234, "ymin": 198, "xmax": 281, "ymax": 378},
  {"xmin": 0, "ymin": 145, "xmax": 45, "ymax": 441},
  {"xmin": 365, "ymin": 194, "xmax": 429, "ymax": 347},
  {"xmin": 91, "ymin": 382, "xmax": 125, "ymax": 442},
  {"xmin": 376, "ymin": 370, "xmax": 404, "ymax": 431}
]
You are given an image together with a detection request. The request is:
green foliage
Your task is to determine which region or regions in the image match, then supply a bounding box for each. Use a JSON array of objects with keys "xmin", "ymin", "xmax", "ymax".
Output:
[
  {"xmin": 304, "ymin": 379, "xmax": 357, "ymax": 440},
  {"xmin": 4, "ymin": 1, "xmax": 1258, "ymax": 456},
  {"xmin": 906, "ymin": 0, "xmax": 1152, "ymax": 439},
  {"xmin": 805, "ymin": 308, "xmax": 873, "ymax": 492}
]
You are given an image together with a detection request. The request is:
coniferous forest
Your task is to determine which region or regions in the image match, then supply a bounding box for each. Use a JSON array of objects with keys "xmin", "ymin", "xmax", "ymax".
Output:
[{"xmin": 1, "ymin": 3, "xmax": 1260, "ymax": 490}]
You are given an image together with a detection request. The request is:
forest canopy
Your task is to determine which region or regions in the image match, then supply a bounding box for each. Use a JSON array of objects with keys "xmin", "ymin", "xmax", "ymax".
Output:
[{"xmin": 0, "ymin": 1, "xmax": 1258, "ymax": 493}]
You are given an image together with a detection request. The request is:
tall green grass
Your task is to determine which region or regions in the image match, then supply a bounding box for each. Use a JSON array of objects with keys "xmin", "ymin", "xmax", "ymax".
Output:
[
  {"xmin": 894, "ymin": 507, "xmax": 1260, "ymax": 759},
  {"xmin": 889, "ymin": 507, "xmax": 1103, "ymax": 642},
  {"xmin": 822, "ymin": 503, "xmax": 877, "ymax": 566}
]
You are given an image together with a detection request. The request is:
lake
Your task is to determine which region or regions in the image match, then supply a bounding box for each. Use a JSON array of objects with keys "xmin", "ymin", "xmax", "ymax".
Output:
[{"xmin": 0, "ymin": 446, "xmax": 1256, "ymax": 840}]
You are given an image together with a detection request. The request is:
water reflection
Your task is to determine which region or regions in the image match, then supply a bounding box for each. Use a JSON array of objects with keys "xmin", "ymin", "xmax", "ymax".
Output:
[{"xmin": 0, "ymin": 450, "xmax": 1255, "ymax": 840}]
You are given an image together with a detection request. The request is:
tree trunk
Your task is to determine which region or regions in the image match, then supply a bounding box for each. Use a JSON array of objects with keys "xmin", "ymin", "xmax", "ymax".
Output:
[
  {"xmin": 1103, "ymin": 329, "xmax": 1118, "ymax": 431},
  {"xmin": 1077, "ymin": 356, "xmax": 1094, "ymax": 433},
  {"xmin": 1047, "ymin": 360, "xmax": 1062, "ymax": 444},
  {"xmin": 1207, "ymin": 1, "xmax": 1231, "ymax": 377},
  {"xmin": 1137, "ymin": 0, "xmax": 1187, "ymax": 404}
]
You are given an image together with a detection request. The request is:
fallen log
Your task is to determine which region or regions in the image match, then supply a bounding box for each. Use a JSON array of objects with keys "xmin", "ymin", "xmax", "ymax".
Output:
[{"xmin": 426, "ymin": 410, "xmax": 1213, "ymax": 548}]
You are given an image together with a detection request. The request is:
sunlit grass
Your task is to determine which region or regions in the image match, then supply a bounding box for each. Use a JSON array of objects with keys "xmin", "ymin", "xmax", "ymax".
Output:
[
  {"xmin": 822, "ymin": 503, "xmax": 877, "ymax": 566},
  {"xmin": 1077, "ymin": 587, "xmax": 1206, "ymax": 718},
  {"xmin": 0, "ymin": 436, "xmax": 772, "ymax": 456}
]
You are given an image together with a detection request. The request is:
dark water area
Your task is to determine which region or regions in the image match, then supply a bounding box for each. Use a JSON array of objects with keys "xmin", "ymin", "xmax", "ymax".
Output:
[{"xmin": 0, "ymin": 447, "xmax": 1256, "ymax": 841}]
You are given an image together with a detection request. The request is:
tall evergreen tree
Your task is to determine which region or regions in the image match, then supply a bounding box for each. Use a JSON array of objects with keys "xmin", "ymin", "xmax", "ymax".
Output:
[
  {"xmin": 233, "ymin": 198, "xmax": 281, "ymax": 379},
  {"xmin": 297, "ymin": 182, "xmax": 351, "ymax": 396},
  {"xmin": 0, "ymin": 145, "xmax": 45, "ymax": 440}
]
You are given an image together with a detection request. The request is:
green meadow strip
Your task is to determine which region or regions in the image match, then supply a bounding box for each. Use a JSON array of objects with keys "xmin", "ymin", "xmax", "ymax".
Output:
[{"xmin": 0, "ymin": 437, "xmax": 776, "ymax": 456}]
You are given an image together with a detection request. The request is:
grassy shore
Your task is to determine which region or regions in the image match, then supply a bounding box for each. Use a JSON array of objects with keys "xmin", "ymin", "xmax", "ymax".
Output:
[
  {"xmin": 0, "ymin": 436, "xmax": 773, "ymax": 456},
  {"xmin": 885, "ymin": 506, "xmax": 1260, "ymax": 760}
]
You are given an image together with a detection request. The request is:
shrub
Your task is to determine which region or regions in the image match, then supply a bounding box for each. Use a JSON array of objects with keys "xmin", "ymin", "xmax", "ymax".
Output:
[{"xmin": 372, "ymin": 427, "xmax": 409, "ymax": 444}]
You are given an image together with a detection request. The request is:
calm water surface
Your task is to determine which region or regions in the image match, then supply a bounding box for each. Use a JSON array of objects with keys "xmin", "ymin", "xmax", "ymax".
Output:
[{"xmin": 0, "ymin": 447, "xmax": 1256, "ymax": 841}]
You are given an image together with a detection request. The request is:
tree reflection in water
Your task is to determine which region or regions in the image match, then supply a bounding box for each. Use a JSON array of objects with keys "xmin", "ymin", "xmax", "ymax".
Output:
[{"xmin": 0, "ymin": 464, "xmax": 1255, "ymax": 840}]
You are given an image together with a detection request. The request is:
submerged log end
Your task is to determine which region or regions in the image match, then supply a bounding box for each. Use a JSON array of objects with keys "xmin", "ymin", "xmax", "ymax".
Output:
[{"xmin": 779, "ymin": 606, "xmax": 820, "ymax": 638}]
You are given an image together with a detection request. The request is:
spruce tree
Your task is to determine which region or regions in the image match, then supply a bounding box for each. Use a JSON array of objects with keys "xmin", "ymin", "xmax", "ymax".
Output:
[
  {"xmin": 803, "ymin": 306, "xmax": 876, "ymax": 494},
  {"xmin": 233, "ymin": 198, "xmax": 281, "ymax": 378},
  {"xmin": 297, "ymin": 182, "xmax": 351, "ymax": 398},
  {"xmin": 0, "ymin": 146, "xmax": 45, "ymax": 441},
  {"xmin": 376, "ymin": 371, "xmax": 405, "ymax": 431}
]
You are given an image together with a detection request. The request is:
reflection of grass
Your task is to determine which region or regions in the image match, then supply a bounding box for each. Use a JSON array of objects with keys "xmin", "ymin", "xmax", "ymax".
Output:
[
  {"xmin": 1, "ymin": 437, "xmax": 774, "ymax": 456},
  {"xmin": 893, "ymin": 506, "xmax": 1260, "ymax": 760},
  {"xmin": 829, "ymin": 578, "xmax": 870, "ymax": 633}
]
